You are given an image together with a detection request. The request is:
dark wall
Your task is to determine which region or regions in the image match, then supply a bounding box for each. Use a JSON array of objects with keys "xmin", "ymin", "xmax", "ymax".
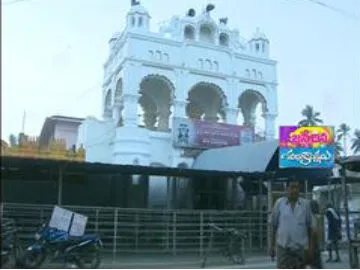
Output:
[
  {"xmin": 2, "ymin": 172, "xmax": 148, "ymax": 208},
  {"xmin": 2, "ymin": 179, "xmax": 58, "ymax": 204}
]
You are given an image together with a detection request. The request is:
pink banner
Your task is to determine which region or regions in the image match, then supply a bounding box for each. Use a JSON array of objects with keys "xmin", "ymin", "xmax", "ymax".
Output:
[{"xmin": 173, "ymin": 118, "xmax": 254, "ymax": 149}]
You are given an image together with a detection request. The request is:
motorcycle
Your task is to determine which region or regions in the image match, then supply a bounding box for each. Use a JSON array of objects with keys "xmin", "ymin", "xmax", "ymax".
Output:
[
  {"xmin": 1, "ymin": 218, "xmax": 25, "ymax": 268},
  {"xmin": 22, "ymin": 223, "xmax": 102, "ymax": 269}
]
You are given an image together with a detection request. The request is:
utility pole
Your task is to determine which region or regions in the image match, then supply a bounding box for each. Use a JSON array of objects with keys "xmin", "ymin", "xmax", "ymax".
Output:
[{"xmin": 21, "ymin": 110, "xmax": 26, "ymax": 134}]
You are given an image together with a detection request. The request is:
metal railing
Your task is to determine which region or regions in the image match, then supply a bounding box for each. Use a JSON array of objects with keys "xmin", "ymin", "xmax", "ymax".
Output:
[{"xmin": 2, "ymin": 203, "xmax": 268, "ymax": 257}]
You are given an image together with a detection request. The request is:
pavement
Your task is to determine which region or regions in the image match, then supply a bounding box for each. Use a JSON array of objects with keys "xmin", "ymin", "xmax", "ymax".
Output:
[{"xmin": 73, "ymin": 250, "xmax": 351, "ymax": 269}]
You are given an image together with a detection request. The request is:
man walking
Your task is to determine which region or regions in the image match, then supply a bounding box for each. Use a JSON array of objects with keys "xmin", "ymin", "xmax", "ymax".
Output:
[
  {"xmin": 325, "ymin": 203, "xmax": 342, "ymax": 262},
  {"xmin": 270, "ymin": 178, "xmax": 314, "ymax": 268}
]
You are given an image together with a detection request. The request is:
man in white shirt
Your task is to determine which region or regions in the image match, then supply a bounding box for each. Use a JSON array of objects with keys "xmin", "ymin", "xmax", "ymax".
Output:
[{"xmin": 270, "ymin": 178, "xmax": 314, "ymax": 268}]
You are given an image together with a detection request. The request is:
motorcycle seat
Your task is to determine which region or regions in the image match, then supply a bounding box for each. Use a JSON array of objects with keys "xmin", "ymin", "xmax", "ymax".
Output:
[{"xmin": 67, "ymin": 234, "xmax": 99, "ymax": 242}]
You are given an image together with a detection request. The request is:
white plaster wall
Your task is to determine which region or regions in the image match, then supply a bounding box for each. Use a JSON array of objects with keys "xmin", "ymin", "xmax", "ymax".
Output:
[
  {"xmin": 54, "ymin": 123, "xmax": 80, "ymax": 149},
  {"xmin": 77, "ymin": 118, "xmax": 115, "ymax": 163},
  {"xmin": 149, "ymin": 131, "xmax": 172, "ymax": 166}
]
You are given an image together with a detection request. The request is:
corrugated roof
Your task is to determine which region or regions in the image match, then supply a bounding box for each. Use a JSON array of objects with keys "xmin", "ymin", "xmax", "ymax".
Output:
[{"xmin": 192, "ymin": 140, "xmax": 279, "ymax": 172}]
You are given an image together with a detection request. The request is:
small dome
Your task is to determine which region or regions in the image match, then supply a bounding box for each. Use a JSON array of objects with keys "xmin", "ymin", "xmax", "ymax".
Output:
[
  {"xmin": 109, "ymin": 32, "xmax": 121, "ymax": 42},
  {"xmin": 251, "ymin": 27, "xmax": 268, "ymax": 41},
  {"xmin": 127, "ymin": 4, "xmax": 150, "ymax": 16}
]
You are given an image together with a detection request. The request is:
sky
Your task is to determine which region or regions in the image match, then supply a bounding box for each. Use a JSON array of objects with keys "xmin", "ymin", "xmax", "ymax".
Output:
[{"xmin": 2, "ymin": 0, "xmax": 360, "ymax": 147}]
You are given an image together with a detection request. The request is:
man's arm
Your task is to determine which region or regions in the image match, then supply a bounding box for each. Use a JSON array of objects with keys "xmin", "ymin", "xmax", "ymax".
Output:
[
  {"xmin": 270, "ymin": 198, "xmax": 281, "ymax": 256},
  {"xmin": 306, "ymin": 201, "xmax": 315, "ymax": 255}
]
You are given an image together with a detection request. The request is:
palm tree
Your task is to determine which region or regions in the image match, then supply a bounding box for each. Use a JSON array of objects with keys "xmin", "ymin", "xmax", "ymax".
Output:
[
  {"xmin": 334, "ymin": 139, "xmax": 344, "ymax": 158},
  {"xmin": 337, "ymin": 123, "xmax": 351, "ymax": 156},
  {"xmin": 351, "ymin": 129, "xmax": 360, "ymax": 154},
  {"xmin": 298, "ymin": 105, "xmax": 323, "ymax": 127}
]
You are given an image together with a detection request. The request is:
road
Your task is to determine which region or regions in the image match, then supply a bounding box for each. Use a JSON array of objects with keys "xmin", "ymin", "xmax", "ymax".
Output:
[{"xmin": 93, "ymin": 251, "xmax": 351, "ymax": 269}]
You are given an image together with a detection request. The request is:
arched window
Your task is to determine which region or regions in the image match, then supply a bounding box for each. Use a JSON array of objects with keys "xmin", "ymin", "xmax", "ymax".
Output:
[
  {"xmin": 131, "ymin": 17, "xmax": 135, "ymax": 26},
  {"xmin": 138, "ymin": 17, "xmax": 143, "ymax": 27},
  {"xmin": 199, "ymin": 24, "xmax": 214, "ymax": 43},
  {"xmin": 219, "ymin": 33, "xmax": 229, "ymax": 46},
  {"xmin": 255, "ymin": 43, "xmax": 260, "ymax": 52},
  {"xmin": 184, "ymin": 25, "xmax": 195, "ymax": 40}
]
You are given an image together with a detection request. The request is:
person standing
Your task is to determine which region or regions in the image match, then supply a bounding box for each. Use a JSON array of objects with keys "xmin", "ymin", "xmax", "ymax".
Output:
[
  {"xmin": 325, "ymin": 203, "xmax": 342, "ymax": 262},
  {"xmin": 270, "ymin": 178, "xmax": 314, "ymax": 269},
  {"xmin": 309, "ymin": 200, "xmax": 323, "ymax": 268}
]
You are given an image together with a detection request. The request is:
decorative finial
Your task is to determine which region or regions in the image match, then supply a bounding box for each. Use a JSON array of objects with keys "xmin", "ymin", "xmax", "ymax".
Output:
[
  {"xmin": 187, "ymin": 8, "xmax": 196, "ymax": 17},
  {"xmin": 131, "ymin": 0, "xmax": 140, "ymax": 6},
  {"xmin": 219, "ymin": 17, "xmax": 228, "ymax": 25},
  {"xmin": 206, "ymin": 4, "xmax": 215, "ymax": 13}
]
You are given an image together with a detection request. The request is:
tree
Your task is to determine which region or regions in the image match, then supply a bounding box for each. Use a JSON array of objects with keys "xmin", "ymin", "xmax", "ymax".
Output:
[
  {"xmin": 337, "ymin": 123, "xmax": 351, "ymax": 156},
  {"xmin": 351, "ymin": 129, "xmax": 360, "ymax": 154},
  {"xmin": 298, "ymin": 105, "xmax": 323, "ymax": 127},
  {"xmin": 334, "ymin": 138, "xmax": 344, "ymax": 158}
]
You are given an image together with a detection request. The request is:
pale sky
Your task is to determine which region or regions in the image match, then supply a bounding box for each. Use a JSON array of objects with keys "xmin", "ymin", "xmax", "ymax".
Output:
[{"xmin": 2, "ymin": 0, "xmax": 360, "ymax": 146}]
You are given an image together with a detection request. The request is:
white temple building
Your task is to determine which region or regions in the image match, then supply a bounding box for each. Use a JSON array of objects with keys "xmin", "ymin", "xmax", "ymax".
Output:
[{"xmin": 77, "ymin": 1, "xmax": 278, "ymax": 169}]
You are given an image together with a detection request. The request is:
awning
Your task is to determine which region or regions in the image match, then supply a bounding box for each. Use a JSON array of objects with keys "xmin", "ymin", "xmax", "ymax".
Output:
[
  {"xmin": 193, "ymin": 140, "xmax": 333, "ymax": 182},
  {"xmin": 193, "ymin": 140, "xmax": 279, "ymax": 172}
]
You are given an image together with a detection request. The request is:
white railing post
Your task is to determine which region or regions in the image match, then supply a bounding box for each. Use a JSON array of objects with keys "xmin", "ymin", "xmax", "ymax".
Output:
[
  {"xmin": 135, "ymin": 212, "xmax": 139, "ymax": 252},
  {"xmin": 200, "ymin": 212, "xmax": 204, "ymax": 257},
  {"xmin": 113, "ymin": 208, "xmax": 118, "ymax": 261},
  {"xmin": 172, "ymin": 211, "xmax": 177, "ymax": 256},
  {"xmin": 95, "ymin": 209, "xmax": 99, "ymax": 232}
]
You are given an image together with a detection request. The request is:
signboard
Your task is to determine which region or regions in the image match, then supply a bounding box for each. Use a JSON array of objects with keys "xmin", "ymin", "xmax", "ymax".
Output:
[
  {"xmin": 49, "ymin": 206, "xmax": 73, "ymax": 232},
  {"xmin": 69, "ymin": 213, "xmax": 88, "ymax": 236},
  {"xmin": 49, "ymin": 206, "xmax": 88, "ymax": 236},
  {"xmin": 279, "ymin": 126, "xmax": 335, "ymax": 168},
  {"xmin": 172, "ymin": 117, "xmax": 254, "ymax": 149}
]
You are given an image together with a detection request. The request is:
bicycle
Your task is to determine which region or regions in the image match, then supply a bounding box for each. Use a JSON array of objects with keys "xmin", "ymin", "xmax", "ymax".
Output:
[{"xmin": 201, "ymin": 223, "xmax": 247, "ymax": 268}]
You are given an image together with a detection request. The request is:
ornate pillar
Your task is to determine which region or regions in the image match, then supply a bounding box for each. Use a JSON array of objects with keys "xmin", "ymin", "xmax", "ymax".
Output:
[
  {"xmin": 173, "ymin": 100, "xmax": 187, "ymax": 119},
  {"xmin": 263, "ymin": 113, "xmax": 277, "ymax": 140},
  {"xmin": 112, "ymin": 105, "xmax": 122, "ymax": 126},
  {"xmin": 242, "ymin": 109, "xmax": 256, "ymax": 127},
  {"xmin": 103, "ymin": 110, "xmax": 112, "ymax": 121},
  {"xmin": 122, "ymin": 93, "xmax": 140, "ymax": 127},
  {"xmin": 226, "ymin": 108, "xmax": 238, "ymax": 125}
]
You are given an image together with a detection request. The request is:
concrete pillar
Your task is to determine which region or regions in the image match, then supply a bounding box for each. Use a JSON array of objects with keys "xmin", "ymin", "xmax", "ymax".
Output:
[
  {"xmin": 173, "ymin": 100, "xmax": 187, "ymax": 119},
  {"xmin": 122, "ymin": 93, "xmax": 140, "ymax": 127},
  {"xmin": 113, "ymin": 105, "xmax": 122, "ymax": 126},
  {"xmin": 226, "ymin": 107, "xmax": 238, "ymax": 125},
  {"xmin": 158, "ymin": 109, "xmax": 171, "ymax": 131},
  {"xmin": 263, "ymin": 113, "xmax": 277, "ymax": 140}
]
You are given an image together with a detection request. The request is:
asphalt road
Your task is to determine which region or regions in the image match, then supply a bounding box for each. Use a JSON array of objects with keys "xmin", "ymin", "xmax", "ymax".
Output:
[{"xmin": 14, "ymin": 250, "xmax": 351, "ymax": 269}]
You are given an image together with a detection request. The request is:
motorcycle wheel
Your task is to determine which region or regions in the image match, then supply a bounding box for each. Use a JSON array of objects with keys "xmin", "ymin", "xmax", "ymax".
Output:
[
  {"xmin": 63, "ymin": 256, "xmax": 83, "ymax": 269},
  {"xmin": 13, "ymin": 239, "xmax": 26, "ymax": 268},
  {"xmin": 22, "ymin": 250, "xmax": 46, "ymax": 269},
  {"xmin": 77, "ymin": 247, "xmax": 101, "ymax": 269}
]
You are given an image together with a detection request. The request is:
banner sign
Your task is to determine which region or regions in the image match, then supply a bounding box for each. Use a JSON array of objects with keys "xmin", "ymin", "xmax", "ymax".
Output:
[
  {"xmin": 172, "ymin": 117, "xmax": 254, "ymax": 149},
  {"xmin": 279, "ymin": 126, "xmax": 335, "ymax": 168},
  {"xmin": 49, "ymin": 206, "xmax": 88, "ymax": 236}
]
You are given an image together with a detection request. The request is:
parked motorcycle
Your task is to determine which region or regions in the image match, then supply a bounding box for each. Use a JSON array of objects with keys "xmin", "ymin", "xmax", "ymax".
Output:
[
  {"xmin": 1, "ymin": 218, "xmax": 25, "ymax": 268},
  {"xmin": 21, "ymin": 223, "xmax": 102, "ymax": 269}
]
